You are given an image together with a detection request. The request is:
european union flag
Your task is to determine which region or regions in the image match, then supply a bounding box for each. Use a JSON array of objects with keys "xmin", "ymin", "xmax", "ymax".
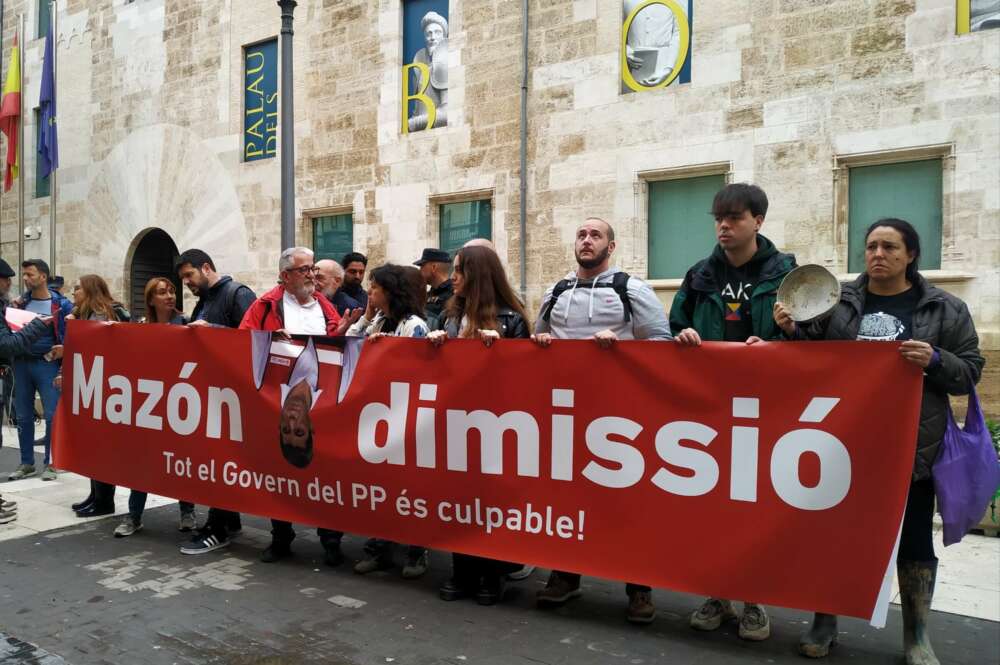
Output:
[{"xmin": 38, "ymin": 25, "xmax": 58, "ymax": 177}]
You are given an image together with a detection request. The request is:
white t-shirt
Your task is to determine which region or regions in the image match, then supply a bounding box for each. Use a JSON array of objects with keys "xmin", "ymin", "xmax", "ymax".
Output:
[{"xmin": 282, "ymin": 291, "xmax": 327, "ymax": 335}]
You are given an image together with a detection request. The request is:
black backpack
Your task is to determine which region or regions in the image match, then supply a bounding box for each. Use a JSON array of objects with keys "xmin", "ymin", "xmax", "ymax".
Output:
[{"xmin": 539, "ymin": 272, "xmax": 633, "ymax": 324}]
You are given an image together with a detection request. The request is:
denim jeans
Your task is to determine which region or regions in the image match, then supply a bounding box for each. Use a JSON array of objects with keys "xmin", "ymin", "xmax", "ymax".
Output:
[
  {"xmin": 13, "ymin": 357, "xmax": 60, "ymax": 466},
  {"xmin": 128, "ymin": 490, "xmax": 195, "ymax": 521}
]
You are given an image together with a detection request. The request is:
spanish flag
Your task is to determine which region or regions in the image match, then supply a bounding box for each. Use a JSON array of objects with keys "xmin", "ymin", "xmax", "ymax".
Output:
[{"xmin": 0, "ymin": 34, "xmax": 21, "ymax": 192}]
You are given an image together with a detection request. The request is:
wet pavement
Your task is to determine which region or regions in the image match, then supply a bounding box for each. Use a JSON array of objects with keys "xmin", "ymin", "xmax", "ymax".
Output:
[{"xmin": 2, "ymin": 445, "xmax": 999, "ymax": 665}]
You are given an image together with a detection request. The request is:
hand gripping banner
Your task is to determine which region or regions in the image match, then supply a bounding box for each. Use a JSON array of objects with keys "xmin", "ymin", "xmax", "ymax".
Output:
[{"xmin": 53, "ymin": 321, "xmax": 923, "ymax": 624}]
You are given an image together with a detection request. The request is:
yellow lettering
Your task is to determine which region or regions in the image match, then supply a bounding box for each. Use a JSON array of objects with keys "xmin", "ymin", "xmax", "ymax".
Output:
[
  {"xmin": 246, "ymin": 74, "xmax": 265, "ymax": 98},
  {"xmin": 401, "ymin": 62, "xmax": 436, "ymax": 135},
  {"xmin": 246, "ymin": 117, "xmax": 265, "ymax": 140},
  {"xmin": 246, "ymin": 51, "xmax": 265, "ymax": 75},
  {"xmin": 245, "ymin": 141, "xmax": 263, "ymax": 159},
  {"xmin": 265, "ymin": 135, "xmax": 277, "ymax": 156},
  {"xmin": 266, "ymin": 91, "xmax": 278, "ymax": 105}
]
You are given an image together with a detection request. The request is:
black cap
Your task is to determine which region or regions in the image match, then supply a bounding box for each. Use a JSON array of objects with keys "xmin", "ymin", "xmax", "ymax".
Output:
[
  {"xmin": 0, "ymin": 259, "xmax": 14, "ymax": 278},
  {"xmin": 48, "ymin": 275, "xmax": 64, "ymax": 289},
  {"xmin": 413, "ymin": 248, "xmax": 451, "ymax": 266}
]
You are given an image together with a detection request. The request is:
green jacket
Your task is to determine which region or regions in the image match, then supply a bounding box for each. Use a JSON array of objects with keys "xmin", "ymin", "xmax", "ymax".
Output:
[{"xmin": 669, "ymin": 235, "xmax": 796, "ymax": 341}]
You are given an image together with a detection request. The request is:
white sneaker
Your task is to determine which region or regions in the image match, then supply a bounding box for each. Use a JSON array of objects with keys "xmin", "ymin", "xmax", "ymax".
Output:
[
  {"xmin": 113, "ymin": 518, "xmax": 142, "ymax": 538},
  {"xmin": 178, "ymin": 511, "xmax": 197, "ymax": 532},
  {"xmin": 738, "ymin": 603, "xmax": 771, "ymax": 641}
]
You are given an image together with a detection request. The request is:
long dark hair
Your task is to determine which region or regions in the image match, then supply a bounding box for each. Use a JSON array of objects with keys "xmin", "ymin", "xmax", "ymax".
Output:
[
  {"xmin": 864, "ymin": 218, "xmax": 921, "ymax": 283},
  {"xmin": 445, "ymin": 246, "xmax": 530, "ymax": 337},
  {"xmin": 370, "ymin": 264, "xmax": 425, "ymax": 330}
]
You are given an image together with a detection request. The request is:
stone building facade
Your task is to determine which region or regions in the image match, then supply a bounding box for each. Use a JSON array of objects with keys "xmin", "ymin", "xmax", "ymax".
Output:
[{"xmin": 0, "ymin": 0, "xmax": 997, "ymax": 403}]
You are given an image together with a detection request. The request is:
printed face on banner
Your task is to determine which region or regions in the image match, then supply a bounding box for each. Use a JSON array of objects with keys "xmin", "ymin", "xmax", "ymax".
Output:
[
  {"xmin": 244, "ymin": 39, "xmax": 278, "ymax": 162},
  {"xmin": 402, "ymin": 0, "xmax": 449, "ymax": 133},
  {"xmin": 621, "ymin": 0, "xmax": 692, "ymax": 94}
]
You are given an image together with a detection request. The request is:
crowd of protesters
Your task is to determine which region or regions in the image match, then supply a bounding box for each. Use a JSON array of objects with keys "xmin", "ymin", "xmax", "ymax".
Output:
[{"xmin": 0, "ymin": 183, "xmax": 985, "ymax": 665}]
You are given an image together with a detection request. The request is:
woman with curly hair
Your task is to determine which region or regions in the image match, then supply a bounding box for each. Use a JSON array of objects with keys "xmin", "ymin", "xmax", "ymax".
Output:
[{"xmin": 347, "ymin": 264, "xmax": 429, "ymax": 578}]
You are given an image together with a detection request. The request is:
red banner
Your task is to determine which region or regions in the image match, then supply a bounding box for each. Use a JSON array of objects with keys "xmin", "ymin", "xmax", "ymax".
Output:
[{"xmin": 53, "ymin": 321, "xmax": 923, "ymax": 623}]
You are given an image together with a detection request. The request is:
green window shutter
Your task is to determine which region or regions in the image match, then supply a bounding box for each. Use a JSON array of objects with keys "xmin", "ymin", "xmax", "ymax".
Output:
[
  {"xmin": 848, "ymin": 160, "xmax": 942, "ymax": 272},
  {"xmin": 313, "ymin": 213, "xmax": 354, "ymax": 261},
  {"xmin": 34, "ymin": 109, "xmax": 49, "ymax": 199},
  {"xmin": 38, "ymin": 1, "xmax": 51, "ymax": 39},
  {"xmin": 440, "ymin": 200, "xmax": 491, "ymax": 257},
  {"xmin": 647, "ymin": 174, "xmax": 725, "ymax": 279}
]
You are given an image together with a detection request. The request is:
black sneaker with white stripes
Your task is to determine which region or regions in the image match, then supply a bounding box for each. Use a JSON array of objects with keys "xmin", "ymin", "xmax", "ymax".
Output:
[{"xmin": 179, "ymin": 532, "xmax": 230, "ymax": 555}]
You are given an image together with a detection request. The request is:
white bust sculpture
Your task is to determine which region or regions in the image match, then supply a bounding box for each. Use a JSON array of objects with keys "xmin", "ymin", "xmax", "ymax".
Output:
[{"xmin": 408, "ymin": 11, "xmax": 449, "ymax": 131}]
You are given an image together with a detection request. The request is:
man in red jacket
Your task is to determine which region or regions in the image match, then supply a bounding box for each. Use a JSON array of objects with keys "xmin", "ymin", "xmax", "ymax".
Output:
[{"xmin": 240, "ymin": 247, "xmax": 360, "ymax": 566}]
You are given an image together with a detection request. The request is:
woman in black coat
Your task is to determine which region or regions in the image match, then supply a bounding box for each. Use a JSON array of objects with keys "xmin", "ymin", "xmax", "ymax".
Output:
[
  {"xmin": 428, "ymin": 245, "xmax": 532, "ymax": 605},
  {"xmin": 775, "ymin": 218, "xmax": 985, "ymax": 664}
]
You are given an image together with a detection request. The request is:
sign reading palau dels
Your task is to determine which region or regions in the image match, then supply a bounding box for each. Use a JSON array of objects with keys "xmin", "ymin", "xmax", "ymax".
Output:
[
  {"xmin": 244, "ymin": 39, "xmax": 278, "ymax": 162},
  {"xmin": 621, "ymin": 0, "xmax": 692, "ymax": 94},
  {"xmin": 402, "ymin": 0, "xmax": 449, "ymax": 134}
]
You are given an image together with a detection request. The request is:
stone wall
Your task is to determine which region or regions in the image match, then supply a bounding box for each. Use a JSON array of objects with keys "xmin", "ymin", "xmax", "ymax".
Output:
[{"xmin": 0, "ymin": 0, "xmax": 996, "ymax": 407}]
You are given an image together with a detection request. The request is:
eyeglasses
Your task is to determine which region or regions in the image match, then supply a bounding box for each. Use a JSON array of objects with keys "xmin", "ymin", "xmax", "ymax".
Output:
[{"xmin": 286, "ymin": 264, "xmax": 316, "ymax": 276}]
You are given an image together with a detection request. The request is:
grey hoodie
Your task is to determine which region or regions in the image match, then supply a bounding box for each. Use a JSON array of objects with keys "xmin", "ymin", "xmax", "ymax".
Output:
[{"xmin": 535, "ymin": 267, "xmax": 672, "ymax": 340}]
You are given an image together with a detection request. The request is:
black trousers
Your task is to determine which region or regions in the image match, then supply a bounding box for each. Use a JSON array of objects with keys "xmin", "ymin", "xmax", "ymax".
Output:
[
  {"xmin": 270, "ymin": 519, "xmax": 341, "ymax": 548},
  {"xmin": 204, "ymin": 507, "xmax": 241, "ymax": 538},
  {"xmin": 898, "ymin": 478, "xmax": 936, "ymax": 562},
  {"xmin": 554, "ymin": 570, "xmax": 650, "ymax": 595}
]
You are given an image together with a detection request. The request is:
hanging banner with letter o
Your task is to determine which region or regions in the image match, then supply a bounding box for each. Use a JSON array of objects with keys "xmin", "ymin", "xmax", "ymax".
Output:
[
  {"xmin": 622, "ymin": 0, "xmax": 692, "ymax": 94},
  {"xmin": 54, "ymin": 322, "xmax": 922, "ymax": 625}
]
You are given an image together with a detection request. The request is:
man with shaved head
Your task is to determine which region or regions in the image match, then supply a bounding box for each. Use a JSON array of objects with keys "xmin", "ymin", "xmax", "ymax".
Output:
[{"xmin": 532, "ymin": 217, "xmax": 670, "ymax": 624}]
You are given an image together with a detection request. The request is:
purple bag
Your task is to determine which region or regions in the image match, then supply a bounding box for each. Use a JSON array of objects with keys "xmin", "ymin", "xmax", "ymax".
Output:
[{"xmin": 933, "ymin": 389, "xmax": 1000, "ymax": 546}]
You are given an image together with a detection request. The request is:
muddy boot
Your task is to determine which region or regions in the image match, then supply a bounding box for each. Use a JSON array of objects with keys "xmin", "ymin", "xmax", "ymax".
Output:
[
  {"xmin": 898, "ymin": 559, "xmax": 940, "ymax": 665},
  {"xmin": 799, "ymin": 612, "xmax": 838, "ymax": 658}
]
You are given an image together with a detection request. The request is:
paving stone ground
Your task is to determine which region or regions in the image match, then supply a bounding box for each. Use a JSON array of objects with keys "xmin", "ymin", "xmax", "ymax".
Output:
[{"xmin": 2, "ymin": 441, "xmax": 998, "ymax": 665}]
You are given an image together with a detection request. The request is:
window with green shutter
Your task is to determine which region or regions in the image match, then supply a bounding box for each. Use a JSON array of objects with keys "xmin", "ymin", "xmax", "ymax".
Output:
[
  {"xmin": 34, "ymin": 109, "xmax": 49, "ymax": 199},
  {"xmin": 38, "ymin": 0, "xmax": 51, "ymax": 39},
  {"xmin": 440, "ymin": 200, "xmax": 491, "ymax": 257},
  {"xmin": 313, "ymin": 213, "xmax": 354, "ymax": 261},
  {"xmin": 647, "ymin": 174, "xmax": 725, "ymax": 279},
  {"xmin": 847, "ymin": 160, "xmax": 942, "ymax": 272}
]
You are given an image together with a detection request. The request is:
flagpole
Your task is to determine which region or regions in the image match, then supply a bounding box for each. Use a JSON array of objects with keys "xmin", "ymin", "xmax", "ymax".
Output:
[
  {"xmin": 48, "ymin": 0, "xmax": 56, "ymax": 271},
  {"xmin": 17, "ymin": 13, "xmax": 24, "ymax": 269}
]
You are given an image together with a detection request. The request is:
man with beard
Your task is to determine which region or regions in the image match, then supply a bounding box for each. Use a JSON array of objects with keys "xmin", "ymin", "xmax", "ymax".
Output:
[
  {"xmin": 314, "ymin": 259, "xmax": 361, "ymax": 316},
  {"xmin": 531, "ymin": 217, "xmax": 670, "ymax": 624},
  {"xmin": 239, "ymin": 247, "xmax": 359, "ymax": 566},
  {"xmin": 670, "ymin": 183, "xmax": 796, "ymax": 643},
  {"xmin": 175, "ymin": 248, "xmax": 256, "ymax": 555},
  {"xmin": 340, "ymin": 252, "xmax": 369, "ymax": 311},
  {"xmin": 413, "ymin": 248, "xmax": 453, "ymax": 330}
]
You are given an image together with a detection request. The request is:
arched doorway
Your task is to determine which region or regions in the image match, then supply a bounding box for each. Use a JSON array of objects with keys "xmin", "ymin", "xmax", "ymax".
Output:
[{"xmin": 129, "ymin": 229, "xmax": 182, "ymax": 320}]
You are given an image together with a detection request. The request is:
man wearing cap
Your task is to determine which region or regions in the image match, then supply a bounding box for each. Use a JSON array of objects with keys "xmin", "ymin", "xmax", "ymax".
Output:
[
  {"xmin": 414, "ymin": 248, "xmax": 453, "ymax": 330},
  {"xmin": 669, "ymin": 183, "xmax": 796, "ymax": 643},
  {"xmin": 8, "ymin": 259, "xmax": 72, "ymax": 481},
  {"xmin": 0, "ymin": 259, "xmax": 55, "ymax": 460}
]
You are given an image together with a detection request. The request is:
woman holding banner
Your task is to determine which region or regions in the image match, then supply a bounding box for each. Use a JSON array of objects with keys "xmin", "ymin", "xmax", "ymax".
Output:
[
  {"xmin": 347, "ymin": 264, "xmax": 431, "ymax": 578},
  {"xmin": 113, "ymin": 278, "xmax": 198, "ymax": 538},
  {"xmin": 427, "ymin": 245, "xmax": 531, "ymax": 604},
  {"xmin": 775, "ymin": 219, "xmax": 984, "ymax": 664},
  {"xmin": 67, "ymin": 275, "xmax": 131, "ymax": 518}
]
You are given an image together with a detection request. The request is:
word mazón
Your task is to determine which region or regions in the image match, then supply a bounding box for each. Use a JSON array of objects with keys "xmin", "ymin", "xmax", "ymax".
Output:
[
  {"xmin": 358, "ymin": 383, "xmax": 851, "ymax": 511},
  {"xmin": 72, "ymin": 355, "xmax": 243, "ymax": 442}
]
